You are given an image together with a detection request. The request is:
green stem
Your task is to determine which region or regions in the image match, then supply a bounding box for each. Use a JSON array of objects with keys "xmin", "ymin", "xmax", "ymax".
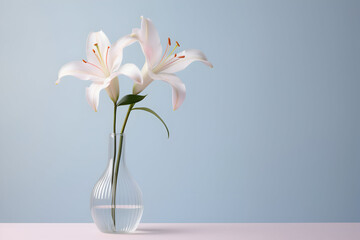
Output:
[
  {"xmin": 113, "ymin": 103, "xmax": 117, "ymax": 134},
  {"xmin": 111, "ymin": 103, "xmax": 134, "ymax": 230},
  {"xmin": 111, "ymin": 103, "xmax": 117, "ymax": 228},
  {"xmin": 112, "ymin": 103, "xmax": 117, "ymax": 182},
  {"xmin": 111, "ymin": 135, "xmax": 123, "ymax": 230},
  {"xmin": 121, "ymin": 104, "xmax": 134, "ymax": 134}
]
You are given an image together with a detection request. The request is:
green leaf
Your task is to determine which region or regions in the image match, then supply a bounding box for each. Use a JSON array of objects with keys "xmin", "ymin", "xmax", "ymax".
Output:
[
  {"xmin": 132, "ymin": 107, "xmax": 170, "ymax": 138},
  {"xmin": 117, "ymin": 94, "xmax": 146, "ymax": 106}
]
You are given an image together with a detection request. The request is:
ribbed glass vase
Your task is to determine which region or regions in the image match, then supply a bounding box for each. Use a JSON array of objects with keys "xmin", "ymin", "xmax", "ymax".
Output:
[{"xmin": 90, "ymin": 133, "xmax": 143, "ymax": 233}]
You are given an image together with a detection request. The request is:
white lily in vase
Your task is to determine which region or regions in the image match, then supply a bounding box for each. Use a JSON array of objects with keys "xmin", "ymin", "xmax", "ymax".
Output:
[
  {"xmin": 131, "ymin": 17, "xmax": 213, "ymax": 110},
  {"xmin": 56, "ymin": 31, "xmax": 142, "ymax": 111},
  {"xmin": 56, "ymin": 17, "xmax": 212, "ymax": 234}
]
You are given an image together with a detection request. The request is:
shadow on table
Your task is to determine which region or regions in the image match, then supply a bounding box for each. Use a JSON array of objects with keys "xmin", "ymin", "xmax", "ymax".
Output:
[{"xmin": 134, "ymin": 227, "xmax": 190, "ymax": 235}]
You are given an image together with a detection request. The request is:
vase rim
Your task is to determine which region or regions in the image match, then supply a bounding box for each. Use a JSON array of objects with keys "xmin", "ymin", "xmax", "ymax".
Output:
[{"xmin": 110, "ymin": 133, "xmax": 125, "ymax": 136}]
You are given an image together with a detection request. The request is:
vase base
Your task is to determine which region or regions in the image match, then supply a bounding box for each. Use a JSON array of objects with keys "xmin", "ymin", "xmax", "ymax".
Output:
[{"xmin": 92, "ymin": 204, "xmax": 143, "ymax": 233}]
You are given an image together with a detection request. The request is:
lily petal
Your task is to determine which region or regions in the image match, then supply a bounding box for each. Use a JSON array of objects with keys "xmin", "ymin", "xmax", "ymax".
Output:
[
  {"xmin": 133, "ymin": 63, "xmax": 153, "ymax": 94},
  {"xmin": 86, "ymin": 82, "xmax": 109, "ymax": 112},
  {"xmin": 105, "ymin": 77, "xmax": 119, "ymax": 103},
  {"xmin": 148, "ymin": 72, "xmax": 186, "ymax": 110},
  {"xmin": 86, "ymin": 31, "xmax": 111, "ymax": 66},
  {"xmin": 108, "ymin": 35, "xmax": 137, "ymax": 72},
  {"xmin": 132, "ymin": 17, "xmax": 162, "ymax": 68},
  {"xmin": 56, "ymin": 61, "xmax": 104, "ymax": 84},
  {"xmin": 161, "ymin": 49, "xmax": 213, "ymax": 74},
  {"xmin": 106, "ymin": 63, "xmax": 143, "ymax": 85}
]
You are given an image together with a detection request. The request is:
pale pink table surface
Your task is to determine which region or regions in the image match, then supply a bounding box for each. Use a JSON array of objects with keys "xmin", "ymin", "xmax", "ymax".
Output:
[{"xmin": 0, "ymin": 223, "xmax": 359, "ymax": 240}]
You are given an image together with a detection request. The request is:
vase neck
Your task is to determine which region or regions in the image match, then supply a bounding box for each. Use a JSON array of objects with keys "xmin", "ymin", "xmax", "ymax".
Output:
[
  {"xmin": 110, "ymin": 133, "xmax": 125, "ymax": 139},
  {"xmin": 108, "ymin": 133, "xmax": 125, "ymax": 165}
]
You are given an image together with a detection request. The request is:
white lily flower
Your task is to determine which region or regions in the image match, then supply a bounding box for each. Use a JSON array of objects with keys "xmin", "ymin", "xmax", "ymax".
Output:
[
  {"xmin": 131, "ymin": 17, "xmax": 213, "ymax": 110},
  {"xmin": 56, "ymin": 31, "xmax": 142, "ymax": 112}
]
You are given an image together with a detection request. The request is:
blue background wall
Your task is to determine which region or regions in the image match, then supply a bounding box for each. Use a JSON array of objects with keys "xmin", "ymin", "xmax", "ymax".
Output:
[{"xmin": 0, "ymin": 0, "xmax": 359, "ymax": 222}]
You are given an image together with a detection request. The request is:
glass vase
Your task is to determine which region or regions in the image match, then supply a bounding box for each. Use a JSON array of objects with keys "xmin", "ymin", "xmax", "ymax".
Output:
[{"xmin": 90, "ymin": 133, "xmax": 143, "ymax": 233}]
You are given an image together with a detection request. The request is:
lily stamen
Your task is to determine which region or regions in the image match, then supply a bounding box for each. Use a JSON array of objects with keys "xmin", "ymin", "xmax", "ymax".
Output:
[
  {"xmin": 167, "ymin": 41, "xmax": 180, "ymax": 59},
  {"xmin": 94, "ymin": 43, "xmax": 102, "ymax": 59},
  {"xmin": 91, "ymin": 43, "xmax": 111, "ymax": 76},
  {"xmin": 92, "ymin": 49, "xmax": 102, "ymax": 65},
  {"xmin": 82, "ymin": 59, "xmax": 103, "ymax": 71},
  {"xmin": 94, "ymin": 43, "xmax": 105, "ymax": 66},
  {"xmin": 161, "ymin": 55, "xmax": 186, "ymax": 69},
  {"xmin": 159, "ymin": 37, "xmax": 171, "ymax": 64},
  {"xmin": 155, "ymin": 39, "xmax": 182, "ymax": 72}
]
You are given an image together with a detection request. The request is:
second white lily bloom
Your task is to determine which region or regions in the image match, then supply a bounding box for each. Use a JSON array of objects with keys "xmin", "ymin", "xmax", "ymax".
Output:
[
  {"xmin": 131, "ymin": 17, "xmax": 213, "ymax": 110},
  {"xmin": 57, "ymin": 31, "xmax": 142, "ymax": 111}
]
